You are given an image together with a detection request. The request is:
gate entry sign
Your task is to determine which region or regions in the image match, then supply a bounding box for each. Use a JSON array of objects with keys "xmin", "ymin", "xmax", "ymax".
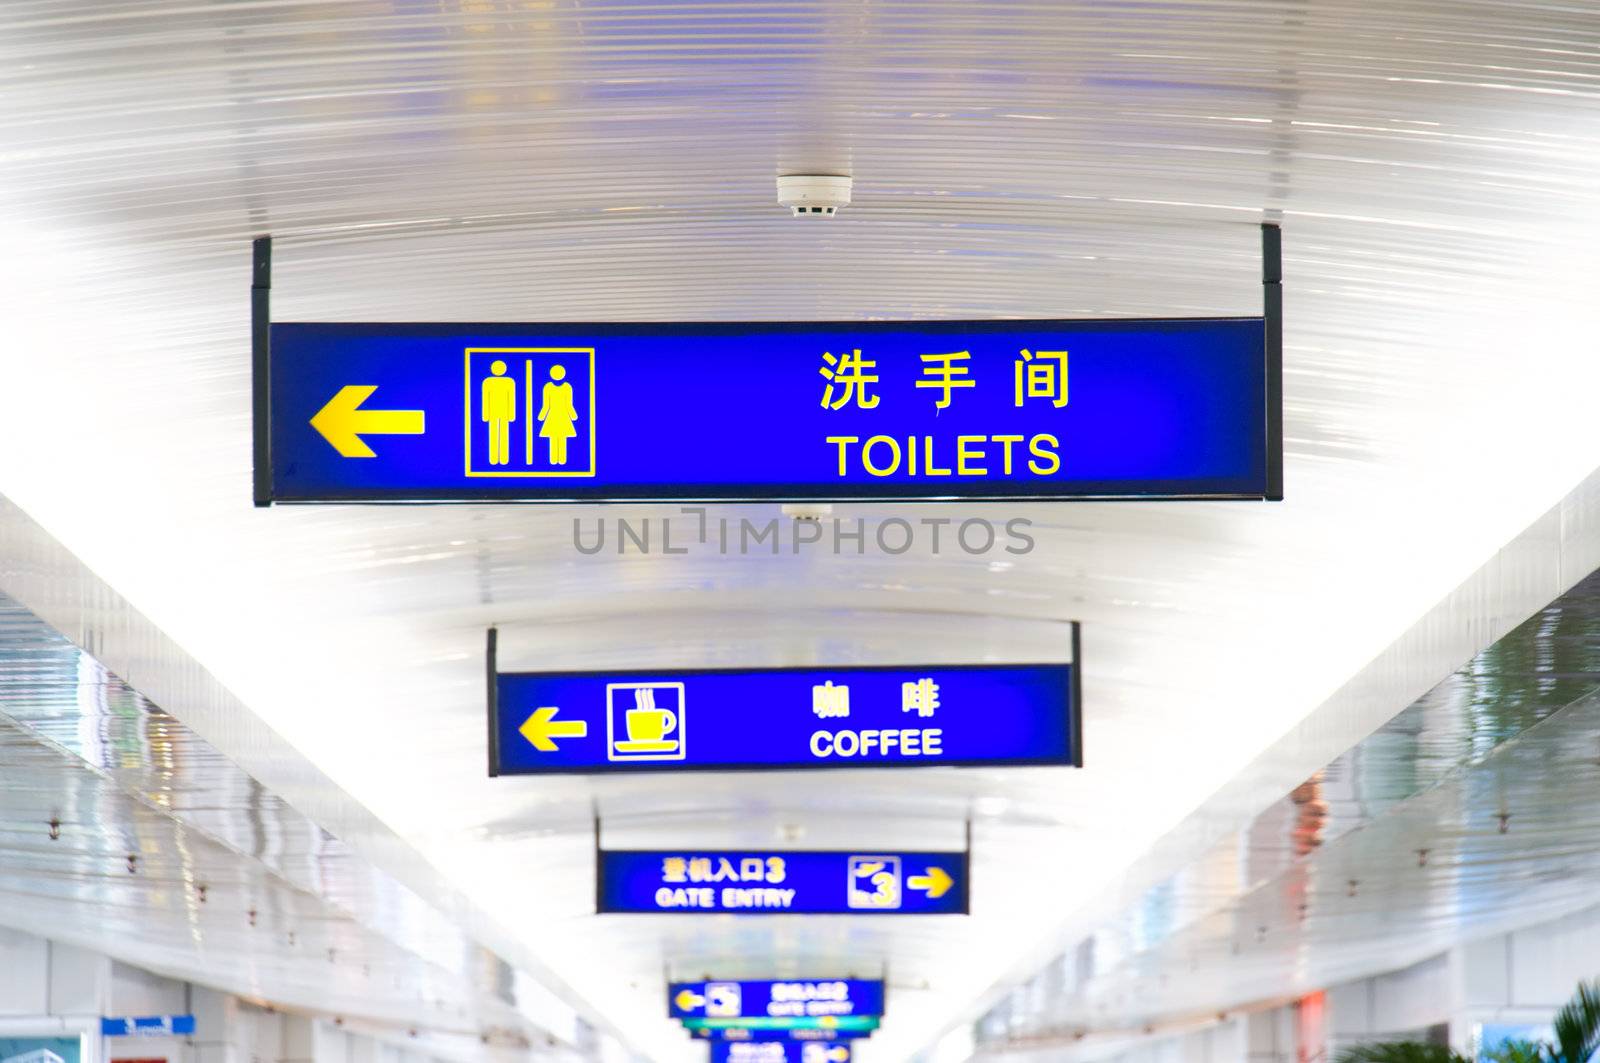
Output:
[
  {"xmin": 599, "ymin": 849, "xmax": 968, "ymax": 915},
  {"xmin": 259, "ymin": 318, "xmax": 1276, "ymax": 503}
]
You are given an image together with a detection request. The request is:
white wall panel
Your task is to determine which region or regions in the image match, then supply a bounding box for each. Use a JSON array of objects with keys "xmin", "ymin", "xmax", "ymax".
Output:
[
  {"xmin": 1372, "ymin": 956, "xmax": 1450, "ymax": 1036},
  {"xmin": 109, "ymin": 963, "xmax": 187, "ymax": 1017},
  {"xmin": 0, "ymin": 928, "xmax": 50, "ymax": 1016},
  {"xmin": 1508, "ymin": 905, "xmax": 1600, "ymax": 1008},
  {"xmin": 47, "ymin": 943, "xmax": 108, "ymax": 1017}
]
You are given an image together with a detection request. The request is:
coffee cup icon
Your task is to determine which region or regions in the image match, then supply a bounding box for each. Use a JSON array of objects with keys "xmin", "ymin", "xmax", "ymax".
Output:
[
  {"xmin": 607, "ymin": 683, "xmax": 686, "ymax": 759},
  {"xmin": 626, "ymin": 690, "xmax": 676, "ymax": 742}
]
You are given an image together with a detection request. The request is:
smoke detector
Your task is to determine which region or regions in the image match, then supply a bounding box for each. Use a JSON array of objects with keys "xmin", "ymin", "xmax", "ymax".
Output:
[{"xmin": 777, "ymin": 174, "xmax": 851, "ymax": 217}]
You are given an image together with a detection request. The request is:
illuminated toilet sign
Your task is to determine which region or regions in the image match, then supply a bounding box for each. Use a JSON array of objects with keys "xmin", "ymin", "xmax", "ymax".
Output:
[
  {"xmin": 490, "ymin": 659, "xmax": 1078, "ymax": 776},
  {"xmin": 259, "ymin": 318, "xmax": 1276, "ymax": 503}
]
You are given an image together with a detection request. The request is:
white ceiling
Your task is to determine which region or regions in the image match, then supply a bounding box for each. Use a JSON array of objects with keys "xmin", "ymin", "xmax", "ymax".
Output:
[{"xmin": 4, "ymin": 1, "xmax": 1600, "ymax": 1061}]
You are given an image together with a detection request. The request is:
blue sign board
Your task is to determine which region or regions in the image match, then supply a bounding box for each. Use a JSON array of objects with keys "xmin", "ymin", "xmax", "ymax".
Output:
[
  {"xmin": 683, "ymin": 1018, "xmax": 879, "ymax": 1034},
  {"xmin": 671, "ymin": 980, "xmax": 884, "ymax": 1020},
  {"xmin": 600, "ymin": 849, "xmax": 967, "ymax": 914},
  {"xmin": 101, "ymin": 1016, "xmax": 196, "ymax": 1038},
  {"xmin": 261, "ymin": 319, "xmax": 1275, "ymax": 503},
  {"xmin": 691, "ymin": 1028, "xmax": 872, "ymax": 1044},
  {"xmin": 492, "ymin": 661, "xmax": 1076, "ymax": 776},
  {"xmin": 710, "ymin": 1043, "xmax": 852, "ymax": 1063}
]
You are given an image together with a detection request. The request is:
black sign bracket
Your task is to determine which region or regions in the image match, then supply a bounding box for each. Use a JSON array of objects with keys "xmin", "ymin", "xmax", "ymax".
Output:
[
  {"xmin": 1262, "ymin": 222, "xmax": 1284, "ymax": 501},
  {"xmin": 251, "ymin": 234, "xmax": 273, "ymax": 508}
]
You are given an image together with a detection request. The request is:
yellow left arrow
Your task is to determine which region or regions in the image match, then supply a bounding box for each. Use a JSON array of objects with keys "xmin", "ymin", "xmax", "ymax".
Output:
[
  {"xmin": 674, "ymin": 989, "xmax": 705, "ymax": 1011},
  {"xmin": 908, "ymin": 866, "xmax": 954, "ymax": 899},
  {"xmin": 310, "ymin": 385, "xmax": 425, "ymax": 458},
  {"xmin": 518, "ymin": 706, "xmax": 587, "ymax": 752}
]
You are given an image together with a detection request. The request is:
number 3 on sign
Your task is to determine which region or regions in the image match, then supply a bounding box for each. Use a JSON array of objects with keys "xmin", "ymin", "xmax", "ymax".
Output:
[{"xmin": 846, "ymin": 856, "xmax": 902, "ymax": 910}]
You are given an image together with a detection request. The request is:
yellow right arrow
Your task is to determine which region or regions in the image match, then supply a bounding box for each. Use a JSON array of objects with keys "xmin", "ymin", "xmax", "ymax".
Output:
[
  {"xmin": 309, "ymin": 385, "xmax": 425, "ymax": 458},
  {"xmin": 518, "ymin": 706, "xmax": 588, "ymax": 752},
  {"xmin": 907, "ymin": 865, "xmax": 954, "ymax": 899}
]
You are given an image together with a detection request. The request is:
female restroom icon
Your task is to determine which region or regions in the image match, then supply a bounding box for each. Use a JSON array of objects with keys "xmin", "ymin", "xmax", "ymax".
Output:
[{"xmin": 537, "ymin": 363, "xmax": 578, "ymax": 465}]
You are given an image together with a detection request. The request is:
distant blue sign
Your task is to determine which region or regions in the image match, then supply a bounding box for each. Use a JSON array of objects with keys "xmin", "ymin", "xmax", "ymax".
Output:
[
  {"xmin": 670, "ymin": 980, "xmax": 884, "ymax": 1020},
  {"xmin": 262, "ymin": 319, "xmax": 1273, "ymax": 503},
  {"xmin": 683, "ymin": 1018, "xmax": 879, "ymax": 1034},
  {"xmin": 493, "ymin": 661, "xmax": 1076, "ymax": 776},
  {"xmin": 691, "ymin": 1028, "xmax": 873, "ymax": 1044},
  {"xmin": 711, "ymin": 1043, "xmax": 853, "ymax": 1063},
  {"xmin": 600, "ymin": 850, "xmax": 966, "ymax": 914},
  {"xmin": 101, "ymin": 1016, "xmax": 195, "ymax": 1038}
]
